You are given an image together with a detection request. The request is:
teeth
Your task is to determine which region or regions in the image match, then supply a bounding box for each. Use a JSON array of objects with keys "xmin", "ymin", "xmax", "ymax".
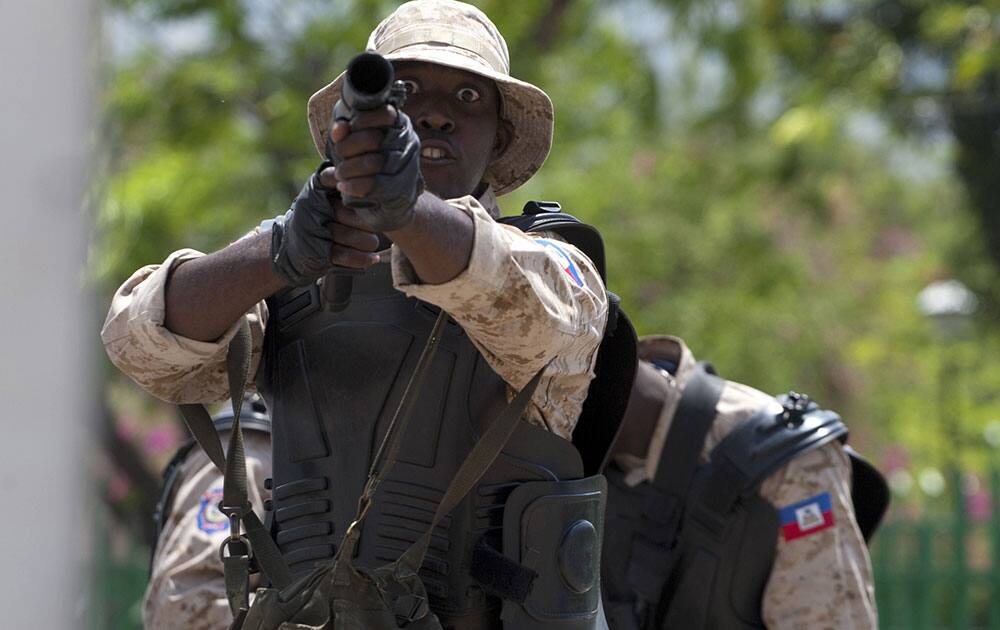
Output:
[{"xmin": 421, "ymin": 147, "xmax": 446, "ymax": 159}]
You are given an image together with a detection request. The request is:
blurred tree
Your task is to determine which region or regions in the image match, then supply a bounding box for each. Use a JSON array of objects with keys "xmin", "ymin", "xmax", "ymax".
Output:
[
  {"xmin": 95, "ymin": 0, "xmax": 1000, "ymax": 511},
  {"xmin": 650, "ymin": 0, "xmax": 1000, "ymax": 301}
]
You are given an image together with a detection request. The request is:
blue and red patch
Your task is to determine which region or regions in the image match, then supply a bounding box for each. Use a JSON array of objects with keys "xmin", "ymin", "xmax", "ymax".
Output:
[
  {"xmin": 779, "ymin": 492, "xmax": 835, "ymax": 541},
  {"xmin": 537, "ymin": 238, "xmax": 585, "ymax": 287},
  {"xmin": 197, "ymin": 486, "xmax": 229, "ymax": 534}
]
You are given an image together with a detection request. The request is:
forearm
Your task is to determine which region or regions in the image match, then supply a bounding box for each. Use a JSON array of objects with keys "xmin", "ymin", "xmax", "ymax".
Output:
[
  {"xmin": 165, "ymin": 230, "xmax": 287, "ymax": 342},
  {"xmin": 385, "ymin": 191, "xmax": 474, "ymax": 284}
]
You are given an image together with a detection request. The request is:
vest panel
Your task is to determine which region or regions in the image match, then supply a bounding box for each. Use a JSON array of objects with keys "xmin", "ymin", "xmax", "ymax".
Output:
[{"xmin": 257, "ymin": 264, "xmax": 587, "ymax": 625}]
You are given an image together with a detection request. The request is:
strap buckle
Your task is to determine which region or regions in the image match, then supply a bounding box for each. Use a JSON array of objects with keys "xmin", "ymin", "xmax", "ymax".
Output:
[
  {"xmin": 219, "ymin": 501, "xmax": 250, "ymax": 542},
  {"xmin": 219, "ymin": 534, "xmax": 253, "ymax": 564}
]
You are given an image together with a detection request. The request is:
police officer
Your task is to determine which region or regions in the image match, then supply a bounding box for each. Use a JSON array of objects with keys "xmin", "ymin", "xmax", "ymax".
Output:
[
  {"xmin": 103, "ymin": 1, "xmax": 612, "ymax": 627},
  {"xmin": 604, "ymin": 335, "xmax": 881, "ymax": 629}
]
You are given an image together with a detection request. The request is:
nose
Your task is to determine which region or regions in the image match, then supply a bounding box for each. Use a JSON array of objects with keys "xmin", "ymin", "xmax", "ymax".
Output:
[{"xmin": 416, "ymin": 109, "xmax": 455, "ymax": 133}]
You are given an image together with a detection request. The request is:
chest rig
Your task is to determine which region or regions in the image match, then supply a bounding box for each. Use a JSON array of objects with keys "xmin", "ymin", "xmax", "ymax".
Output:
[{"xmin": 257, "ymin": 251, "xmax": 607, "ymax": 628}]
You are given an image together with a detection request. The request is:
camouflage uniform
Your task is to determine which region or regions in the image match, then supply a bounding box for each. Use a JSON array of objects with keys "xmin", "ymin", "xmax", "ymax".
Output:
[
  {"xmin": 102, "ymin": 190, "xmax": 607, "ymax": 439},
  {"xmin": 144, "ymin": 431, "xmax": 271, "ymax": 630},
  {"xmin": 103, "ymin": 190, "xmax": 608, "ymax": 626},
  {"xmin": 615, "ymin": 336, "xmax": 878, "ymax": 629}
]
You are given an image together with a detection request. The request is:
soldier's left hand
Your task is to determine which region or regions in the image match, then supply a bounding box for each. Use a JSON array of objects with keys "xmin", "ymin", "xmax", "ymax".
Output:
[{"xmin": 323, "ymin": 104, "xmax": 423, "ymax": 232}]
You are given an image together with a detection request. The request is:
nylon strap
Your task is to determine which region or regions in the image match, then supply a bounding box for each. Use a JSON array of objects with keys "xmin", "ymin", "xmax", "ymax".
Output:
[
  {"xmin": 336, "ymin": 310, "xmax": 450, "ymax": 561},
  {"xmin": 175, "ymin": 318, "xmax": 293, "ymax": 617},
  {"xmin": 178, "ymin": 403, "xmax": 227, "ymax": 471},
  {"xmin": 397, "ymin": 359, "xmax": 550, "ymax": 574},
  {"xmin": 651, "ymin": 365, "xmax": 724, "ymax": 500},
  {"xmin": 621, "ymin": 365, "xmax": 724, "ymax": 606}
]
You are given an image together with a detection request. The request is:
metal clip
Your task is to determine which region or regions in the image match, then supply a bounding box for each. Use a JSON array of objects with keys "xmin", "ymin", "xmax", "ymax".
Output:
[
  {"xmin": 219, "ymin": 534, "xmax": 252, "ymax": 562},
  {"xmin": 219, "ymin": 501, "xmax": 248, "ymax": 542}
]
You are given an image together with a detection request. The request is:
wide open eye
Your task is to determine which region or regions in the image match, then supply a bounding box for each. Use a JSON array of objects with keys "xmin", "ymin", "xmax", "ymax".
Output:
[
  {"xmin": 399, "ymin": 79, "xmax": 419, "ymax": 95},
  {"xmin": 457, "ymin": 87, "xmax": 481, "ymax": 103}
]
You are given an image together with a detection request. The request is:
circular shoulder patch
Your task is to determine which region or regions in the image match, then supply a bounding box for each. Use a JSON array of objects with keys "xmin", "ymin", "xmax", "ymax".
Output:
[{"xmin": 197, "ymin": 487, "xmax": 229, "ymax": 533}]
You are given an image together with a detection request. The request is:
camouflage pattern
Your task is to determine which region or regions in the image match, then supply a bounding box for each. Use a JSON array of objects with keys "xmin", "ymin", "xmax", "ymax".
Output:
[
  {"xmin": 615, "ymin": 335, "xmax": 878, "ymax": 630},
  {"xmin": 101, "ymin": 189, "xmax": 607, "ymax": 440},
  {"xmin": 100, "ymin": 248, "xmax": 268, "ymax": 405},
  {"xmin": 307, "ymin": 0, "xmax": 554, "ymax": 196},
  {"xmin": 143, "ymin": 431, "xmax": 271, "ymax": 630}
]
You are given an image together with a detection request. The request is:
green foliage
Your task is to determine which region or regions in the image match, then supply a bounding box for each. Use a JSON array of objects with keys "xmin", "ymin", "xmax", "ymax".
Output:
[{"xmin": 95, "ymin": 0, "xmax": 1000, "ymax": 502}]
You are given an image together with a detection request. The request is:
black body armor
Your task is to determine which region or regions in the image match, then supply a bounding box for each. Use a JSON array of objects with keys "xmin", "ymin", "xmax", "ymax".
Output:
[
  {"xmin": 257, "ymin": 225, "xmax": 616, "ymax": 629},
  {"xmin": 602, "ymin": 367, "xmax": 888, "ymax": 630}
]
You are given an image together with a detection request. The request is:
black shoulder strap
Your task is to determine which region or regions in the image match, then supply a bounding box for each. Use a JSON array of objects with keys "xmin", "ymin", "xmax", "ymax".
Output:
[
  {"xmin": 499, "ymin": 200, "xmax": 633, "ymax": 475},
  {"xmin": 651, "ymin": 365, "xmax": 725, "ymax": 500},
  {"xmin": 618, "ymin": 365, "xmax": 724, "ymax": 606},
  {"xmin": 150, "ymin": 405, "xmax": 273, "ymax": 570}
]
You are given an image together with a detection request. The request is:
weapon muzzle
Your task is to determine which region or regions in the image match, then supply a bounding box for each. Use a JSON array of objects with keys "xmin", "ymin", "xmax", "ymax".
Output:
[{"xmin": 343, "ymin": 52, "xmax": 395, "ymax": 111}]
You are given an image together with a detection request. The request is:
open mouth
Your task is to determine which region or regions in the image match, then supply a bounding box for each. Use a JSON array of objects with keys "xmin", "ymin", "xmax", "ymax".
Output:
[{"xmin": 419, "ymin": 141, "xmax": 455, "ymax": 164}]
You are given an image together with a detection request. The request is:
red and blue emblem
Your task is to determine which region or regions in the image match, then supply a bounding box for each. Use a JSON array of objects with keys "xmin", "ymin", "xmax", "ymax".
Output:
[
  {"xmin": 779, "ymin": 492, "xmax": 834, "ymax": 541},
  {"xmin": 537, "ymin": 238, "xmax": 584, "ymax": 287},
  {"xmin": 197, "ymin": 486, "xmax": 229, "ymax": 534}
]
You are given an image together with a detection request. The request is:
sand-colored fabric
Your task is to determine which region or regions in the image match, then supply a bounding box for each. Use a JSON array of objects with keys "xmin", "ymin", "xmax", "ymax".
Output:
[{"xmin": 101, "ymin": 191, "xmax": 606, "ymax": 440}]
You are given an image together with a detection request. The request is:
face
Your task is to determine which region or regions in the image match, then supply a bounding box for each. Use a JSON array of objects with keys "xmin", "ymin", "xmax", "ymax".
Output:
[{"xmin": 393, "ymin": 61, "xmax": 512, "ymax": 200}]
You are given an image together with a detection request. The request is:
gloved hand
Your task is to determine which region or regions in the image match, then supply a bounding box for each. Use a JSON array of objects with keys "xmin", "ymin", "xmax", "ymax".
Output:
[
  {"xmin": 270, "ymin": 164, "xmax": 338, "ymax": 287},
  {"xmin": 331, "ymin": 101, "xmax": 424, "ymax": 232}
]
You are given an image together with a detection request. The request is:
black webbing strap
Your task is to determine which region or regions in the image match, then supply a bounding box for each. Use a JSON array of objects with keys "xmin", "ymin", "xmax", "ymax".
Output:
[
  {"xmin": 177, "ymin": 404, "xmax": 227, "ymax": 470},
  {"xmin": 176, "ymin": 319, "xmax": 292, "ymax": 618},
  {"xmin": 396, "ymin": 360, "xmax": 550, "ymax": 575},
  {"xmin": 625, "ymin": 365, "xmax": 723, "ymax": 603},
  {"xmin": 333, "ymin": 310, "xmax": 450, "ymax": 564},
  {"xmin": 650, "ymin": 365, "xmax": 724, "ymax": 507},
  {"xmin": 468, "ymin": 537, "xmax": 537, "ymax": 604}
]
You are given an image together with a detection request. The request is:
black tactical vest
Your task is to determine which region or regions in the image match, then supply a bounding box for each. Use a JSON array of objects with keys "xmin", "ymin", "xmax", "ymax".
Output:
[
  {"xmin": 257, "ymin": 258, "xmax": 608, "ymax": 629},
  {"xmin": 602, "ymin": 367, "xmax": 888, "ymax": 630}
]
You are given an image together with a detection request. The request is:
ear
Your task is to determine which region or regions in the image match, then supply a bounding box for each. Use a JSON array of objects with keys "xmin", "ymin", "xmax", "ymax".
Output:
[{"xmin": 491, "ymin": 118, "xmax": 514, "ymax": 162}]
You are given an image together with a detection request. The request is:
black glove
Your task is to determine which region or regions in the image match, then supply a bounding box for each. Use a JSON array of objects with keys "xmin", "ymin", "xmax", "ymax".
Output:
[
  {"xmin": 270, "ymin": 163, "xmax": 338, "ymax": 287},
  {"xmin": 332, "ymin": 101, "xmax": 424, "ymax": 232}
]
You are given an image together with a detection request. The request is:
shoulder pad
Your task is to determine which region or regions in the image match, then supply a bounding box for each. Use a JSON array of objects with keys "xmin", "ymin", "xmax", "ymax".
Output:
[
  {"xmin": 715, "ymin": 393, "xmax": 848, "ymax": 493},
  {"xmin": 844, "ymin": 445, "xmax": 889, "ymax": 542},
  {"xmin": 693, "ymin": 393, "xmax": 848, "ymax": 517},
  {"xmin": 498, "ymin": 200, "xmax": 607, "ymax": 281}
]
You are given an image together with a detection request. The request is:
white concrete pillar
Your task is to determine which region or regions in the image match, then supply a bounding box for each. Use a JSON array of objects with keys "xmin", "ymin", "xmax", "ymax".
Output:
[{"xmin": 0, "ymin": 2, "xmax": 96, "ymax": 627}]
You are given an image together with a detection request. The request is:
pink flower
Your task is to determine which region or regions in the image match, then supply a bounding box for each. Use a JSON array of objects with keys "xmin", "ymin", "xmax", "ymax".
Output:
[{"xmin": 145, "ymin": 424, "xmax": 181, "ymax": 455}]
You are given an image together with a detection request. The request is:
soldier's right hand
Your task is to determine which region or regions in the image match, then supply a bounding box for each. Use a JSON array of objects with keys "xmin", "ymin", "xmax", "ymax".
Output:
[{"xmin": 270, "ymin": 163, "xmax": 381, "ymax": 287}]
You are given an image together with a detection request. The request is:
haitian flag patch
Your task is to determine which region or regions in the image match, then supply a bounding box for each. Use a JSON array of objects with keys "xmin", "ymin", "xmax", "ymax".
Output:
[
  {"xmin": 537, "ymin": 239, "xmax": 585, "ymax": 287},
  {"xmin": 779, "ymin": 492, "xmax": 834, "ymax": 541}
]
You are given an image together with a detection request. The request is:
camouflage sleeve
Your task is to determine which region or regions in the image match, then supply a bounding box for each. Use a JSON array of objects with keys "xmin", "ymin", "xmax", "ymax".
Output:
[
  {"xmin": 143, "ymin": 431, "xmax": 272, "ymax": 630},
  {"xmin": 758, "ymin": 443, "xmax": 878, "ymax": 629},
  {"xmin": 100, "ymin": 249, "xmax": 268, "ymax": 404},
  {"xmin": 391, "ymin": 196, "xmax": 607, "ymax": 439}
]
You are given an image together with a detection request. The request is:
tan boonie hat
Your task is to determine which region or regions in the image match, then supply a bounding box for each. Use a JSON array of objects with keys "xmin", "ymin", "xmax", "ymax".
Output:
[{"xmin": 307, "ymin": 0, "xmax": 554, "ymax": 196}]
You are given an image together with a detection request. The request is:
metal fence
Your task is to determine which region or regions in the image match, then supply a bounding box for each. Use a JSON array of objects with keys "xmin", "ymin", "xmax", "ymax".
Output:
[{"xmin": 873, "ymin": 469, "xmax": 1000, "ymax": 629}]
